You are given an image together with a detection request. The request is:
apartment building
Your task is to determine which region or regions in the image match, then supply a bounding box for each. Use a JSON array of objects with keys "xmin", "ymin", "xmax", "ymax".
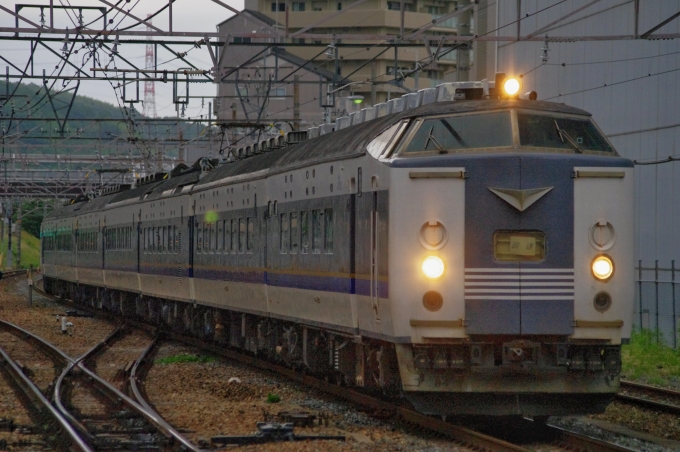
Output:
[{"xmin": 216, "ymin": 1, "xmax": 471, "ymax": 130}]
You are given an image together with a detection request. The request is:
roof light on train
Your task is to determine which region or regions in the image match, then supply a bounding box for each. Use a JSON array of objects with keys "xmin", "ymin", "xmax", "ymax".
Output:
[
  {"xmin": 502, "ymin": 77, "xmax": 521, "ymax": 96},
  {"xmin": 422, "ymin": 256, "xmax": 445, "ymax": 279},
  {"xmin": 591, "ymin": 255, "xmax": 614, "ymax": 281}
]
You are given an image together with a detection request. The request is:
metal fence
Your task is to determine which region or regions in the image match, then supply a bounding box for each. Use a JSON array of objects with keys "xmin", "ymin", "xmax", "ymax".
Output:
[{"xmin": 635, "ymin": 261, "xmax": 679, "ymax": 347}]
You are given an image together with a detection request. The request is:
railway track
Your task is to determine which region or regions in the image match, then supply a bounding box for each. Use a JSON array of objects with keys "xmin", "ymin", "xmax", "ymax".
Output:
[
  {"xmin": 618, "ymin": 379, "xmax": 680, "ymax": 415},
  {"xmin": 28, "ymin": 278, "xmax": 641, "ymax": 451},
  {"xmin": 0, "ymin": 315, "xmax": 200, "ymax": 451}
]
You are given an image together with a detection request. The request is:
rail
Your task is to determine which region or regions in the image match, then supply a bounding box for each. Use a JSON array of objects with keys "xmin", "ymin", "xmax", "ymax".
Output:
[
  {"xmin": 618, "ymin": 380, "xmax": 680, "ymax": 415},
  {"xmin": 0, "ymin": 344, "xmax": 93, "ymax": 452}
]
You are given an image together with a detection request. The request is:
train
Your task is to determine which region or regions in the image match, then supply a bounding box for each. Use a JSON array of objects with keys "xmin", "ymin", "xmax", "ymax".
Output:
[{"xmin": 41, "ymin": 75, "xmax": 634, "ymax": 417}]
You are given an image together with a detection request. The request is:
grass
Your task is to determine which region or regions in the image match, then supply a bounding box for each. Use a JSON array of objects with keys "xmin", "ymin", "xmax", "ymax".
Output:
[
  {"xmin": 266, "ymin": 393, "xmax": 281, "ymax": 403},
  {"xmin": 621, "ymin": 328, "xmax": 680, "ymax": 386},
  {"xmin": 0, "ymin": 229, "xmax": 41, "ymax": 270},
  {"xmin": 155, "ymin": 354, "xmax": 217, "ymax": 365}
]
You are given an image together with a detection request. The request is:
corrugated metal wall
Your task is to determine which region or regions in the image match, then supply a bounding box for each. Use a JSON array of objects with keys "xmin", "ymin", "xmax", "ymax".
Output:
[
  {"xmin": 488, "ymin": 0, "xmax": 680, "ymax": 334},
  {"xmin": 494, "ymin": 0, "xmax": 680, "ymax": 265}
]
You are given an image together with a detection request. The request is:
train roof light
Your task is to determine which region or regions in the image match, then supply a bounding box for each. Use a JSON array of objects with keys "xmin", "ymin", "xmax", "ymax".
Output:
[{"xmin": 502, "ymin": 77, "xmax": 521, "ymax": 96}]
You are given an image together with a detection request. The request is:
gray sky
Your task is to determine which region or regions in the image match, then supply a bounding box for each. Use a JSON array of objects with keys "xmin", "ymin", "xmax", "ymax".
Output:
[{"xmin": 1, "ymin": 0, "xmax": 244, "ymax": 119}]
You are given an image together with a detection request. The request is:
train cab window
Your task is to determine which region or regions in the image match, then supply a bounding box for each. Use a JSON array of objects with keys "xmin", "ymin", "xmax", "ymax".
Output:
[
  {"xmin": 290, "ymin": 212, "xmax": 299, "ymax": 254},
  {"xmin": 324, "ymin": 208, "xmax": 333, "ymax": 253},
  {"xmin": 367, "ymin": 120, "xmax": 409, "ymax": 159},
  {"xmin": 400, "ymin": 111, "xmax": 512, "ymax": 154},
  {"xmin": 300, "ymin": 211, "xmax": 309, "ymax": 254},
  {"xmin": 517, "ymin": 113, "xmax": 614, "ymax": 153},
  {"xmin": 280, "ymin": 213, "xmax": 289, "ymax": 253}
]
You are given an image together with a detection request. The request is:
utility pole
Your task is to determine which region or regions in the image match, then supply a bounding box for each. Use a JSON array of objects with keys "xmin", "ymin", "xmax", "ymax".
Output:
[
  {"xmin": 16, "ymin": 200, "xmax": 21, "ymax": 267},
  {"xmin": 293, "ymin": 75, "xmax": 300, "ymax": 131},
  {"xmin": 6, "ymin": 199, "xmax": 12, "ymax": 269}
]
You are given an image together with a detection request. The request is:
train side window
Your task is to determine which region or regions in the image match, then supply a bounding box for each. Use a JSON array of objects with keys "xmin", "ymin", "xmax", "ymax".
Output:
[
  {"xmin": 300, "ymin": 211, "xmax": 309, "ymax": 254},
  {"xmin": 217, "ymin": 220, "xmax": 223, "ymax": 252},
  {"xmin": 230, "ymin": 219, "xmax": 235, "ymax": 253},
  {"xmin": 280, "ymin": 213, "xmax": 289, "ymax": 253},
  {"xmin": 312, "ymin": 209, "xmax": 322, "ymax": 254},
  {"xmin": 290, "ymin": 212, "xmax": 299, "ymax": 254},
  {"xmin": 324, "ymin": 208, "xmax": 333, "ymax": 253},
  {"xmin": 173, "ymin": 226, "xmax": 178, "ymax": 253},
  {"xmin": 197, "ymin": 223, "xmax": 203, "ymax": 253},
  {"xmin": 247, "ymin": 217, "xmax": 254, "ymax": 252},
  {"xmin": 238, "ymin": 218, "xmax": 245, "ymax": 253}
]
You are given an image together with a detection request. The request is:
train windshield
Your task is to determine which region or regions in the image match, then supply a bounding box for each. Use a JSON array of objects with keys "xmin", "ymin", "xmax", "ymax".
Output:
[
  {"xmin": 400, "ymin": 111, "xmax": 513, "ymax": 153},
  {"xmin": 517, "ymin": 113, "xmax": 614, "ymax": 153}
]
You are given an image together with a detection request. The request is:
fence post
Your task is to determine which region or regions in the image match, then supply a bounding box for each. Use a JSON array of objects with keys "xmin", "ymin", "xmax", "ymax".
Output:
[
  {"xmin": 655, "ymin": 260, "xmax": 659, "ymax": 344},
  {"xmin": 673, "ymin": 260, "xmax": 677, "ymax": 349},
  {"xmin": 638, "ymin": 260, "xmax": 643, "ymax": 330}
]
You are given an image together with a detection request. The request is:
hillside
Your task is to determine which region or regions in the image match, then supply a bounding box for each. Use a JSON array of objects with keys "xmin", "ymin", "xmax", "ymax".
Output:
[{"xmin": 0, "ymin": 81, "xmax": 204, "ymax": 147}]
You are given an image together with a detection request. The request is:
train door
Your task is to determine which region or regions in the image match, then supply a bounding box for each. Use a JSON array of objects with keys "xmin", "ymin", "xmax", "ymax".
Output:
[
  {"xmin": 517, "ymin": 157, "xmax": 574, "ymax": 335},
  {"xmin": 369, "ymin": 190, "xmax": 380, "ymax": 321},
  {"xmin": 137, "ymin": 210, "xmax": 141, "ymax": 273},
  {"xmin": 102, "ymin": 216, "xmax": 106, "ymax": 270}
]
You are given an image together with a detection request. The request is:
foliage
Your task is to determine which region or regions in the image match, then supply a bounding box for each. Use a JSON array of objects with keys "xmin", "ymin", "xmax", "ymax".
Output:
[
  {"xmin": 155, "ymin": 354, "xmax": 216, "ymax": 365},
  {"xmin": 19, "ymin": 199, "xmax": 51, "ymax": 238},
  {"xmin": 266, "ymin": 393, "xmax": 281, "ymax": 403},
  {"xmin": 0, "ymin": 229, "xmax": 40, "ymax": 269},
  {"xmin": 621, "ymin": 328, "xmax": 680, "ymax": 386}
]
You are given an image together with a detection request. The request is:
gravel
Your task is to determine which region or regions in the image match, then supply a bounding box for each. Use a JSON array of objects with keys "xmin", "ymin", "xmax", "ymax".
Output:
[
  {"xmin": 551, "ymin": 415, "xmax": 678, "ymax": 452},
  {"xmin": 145, "ymin": 342, "xmax": 473, "ymax": 451}
]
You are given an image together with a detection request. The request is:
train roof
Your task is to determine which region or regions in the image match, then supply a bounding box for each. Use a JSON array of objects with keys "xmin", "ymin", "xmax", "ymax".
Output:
[{"xmin": 44, "ymin": 99, "xmax": 592, "ymax": 221}]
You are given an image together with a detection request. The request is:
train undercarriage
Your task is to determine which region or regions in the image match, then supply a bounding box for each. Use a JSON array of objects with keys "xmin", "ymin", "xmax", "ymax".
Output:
[{"xmin": 43, "ymin": 276, "xmax": 622, "ymax": 417}]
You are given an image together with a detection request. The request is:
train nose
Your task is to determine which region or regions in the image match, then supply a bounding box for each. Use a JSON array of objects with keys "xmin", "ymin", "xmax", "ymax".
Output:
[{"xmin": 463, "ymin": 155, "xmax": 575, "ymax": 335}]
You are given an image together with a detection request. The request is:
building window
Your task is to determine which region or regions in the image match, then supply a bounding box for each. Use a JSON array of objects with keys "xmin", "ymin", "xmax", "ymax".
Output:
[
  {"xmin": 387, "ymin": 1, "xmax": 414, "ymax": 11},
  {"xmin": 233, "ymin": 36, "xmax": 252, "ymax": 44},
  {"xmin": 271, "ymin": 2, "xmax": 285, "ymax": 11},
  {"xmin": 337, "ymin": 2, "xmax": 342, "ymax": 9},
  {"xmin": 324, "ymin": 208, "xmax": 333, "ymax": 253},
  {"xmin": 292, "ymin": 2, "xmax": 305, "ymax": 11},
  {"xmin": 312, "ymin": 209, "xmax": 322, "ymax": 254},
  {"xmin": 272, "ymin": 87, "xmax": 286, "ymax": 98},
  {"xmin": 280, "ymin": 213, "xmax": 289, "ymax": 253}
]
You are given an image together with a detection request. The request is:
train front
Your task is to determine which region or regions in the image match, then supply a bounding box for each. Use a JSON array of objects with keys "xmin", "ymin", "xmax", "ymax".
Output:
[{"xmin": 378, "ymin": 94, "xmax": 634, "ymax": 416}]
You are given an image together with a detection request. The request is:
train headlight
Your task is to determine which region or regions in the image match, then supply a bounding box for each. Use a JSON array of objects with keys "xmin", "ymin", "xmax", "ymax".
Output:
[
  {"xmin": 502, "ymin": 77, "xmax": 521, "ymax": 96},
  {"xmin": 591, "ymin": 255, "xmax": 614, "ymax": 281},
  {"xmin": 422, "ymin": 256, "xmax": 445, "ymax": 279}
]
